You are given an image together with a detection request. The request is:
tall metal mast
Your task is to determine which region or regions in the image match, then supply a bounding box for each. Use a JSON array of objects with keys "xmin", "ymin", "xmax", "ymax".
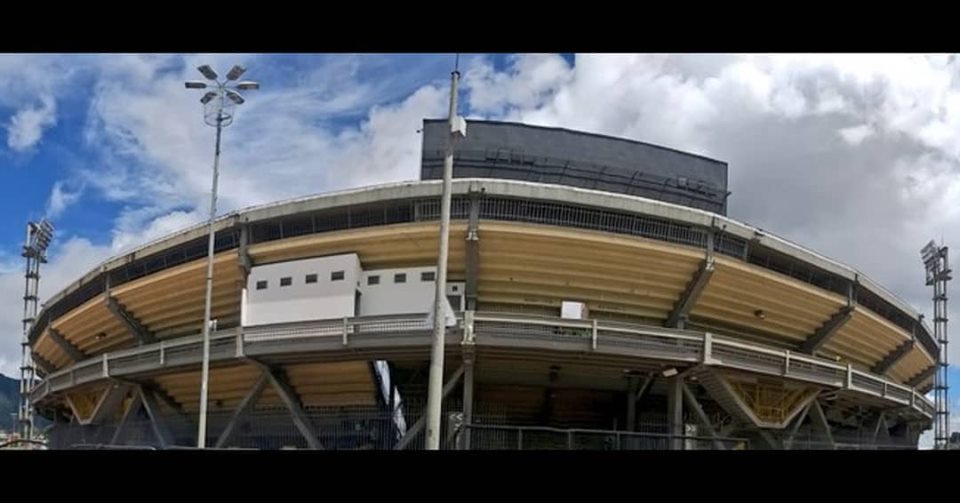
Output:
[
  {"xmin": 921, "ymin": 240, "xmax": 951, "ymax": 449},
  {"xmin": 19, "ymin": 219, "xmax": 54, "ymax": 441}
]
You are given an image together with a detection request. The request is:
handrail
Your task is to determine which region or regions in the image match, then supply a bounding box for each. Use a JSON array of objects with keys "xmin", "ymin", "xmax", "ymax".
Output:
[
  {"xmin": 456, "ymin": 423, "xmax": 750, "ymax": 450},
  {"xmin": 30, "ymin": 312, "xmax": 935, "ymax": 418},
  {"xmin": 70, "ymin": 444, "xmax": 157, "ymax": 450},
  {"xmin": 25, "ymin": 179, "xmax": 937, "ymax": 367}
]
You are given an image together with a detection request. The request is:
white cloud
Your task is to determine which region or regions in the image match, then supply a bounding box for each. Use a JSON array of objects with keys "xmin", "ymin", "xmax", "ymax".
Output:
[
  {"xmin": 839, "ymin": 124, "xmax": 874, "ymax": 145},
  {"xmin": 6, "ymin": 95, "xmax": 57, "ymax": 151},
  {"xmin": 45, "ymin": 181, "xmax": 83, "ymax": 219}
]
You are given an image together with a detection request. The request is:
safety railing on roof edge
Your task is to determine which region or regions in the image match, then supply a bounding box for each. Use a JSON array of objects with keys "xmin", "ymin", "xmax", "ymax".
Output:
[
  {"xmin": 27, "ymin": 188, "xmax": 937, "ymax": 365},
  {"xmin": 30, "ymin": 312, "xmax": 934, "ymax": 418}
]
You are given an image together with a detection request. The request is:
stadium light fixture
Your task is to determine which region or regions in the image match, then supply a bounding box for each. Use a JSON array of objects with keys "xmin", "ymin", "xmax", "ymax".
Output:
[
  {"xmin": 235, "ymin": 81, "xmax": 260, "ymax": 91},
  {"xmin": 197, "ymin": 64, "xmax": 218, "ymax": 80},
  {"xmin": 225, "ymin": 90, "xmax": 245, "ymax": 105},
  {"xmin": 184, "ymin": 64, "xmax": 259, "ymax": 449},
  {"xmin": 226, "ymin": 65, "xmax": 246, "ymax": 81}
]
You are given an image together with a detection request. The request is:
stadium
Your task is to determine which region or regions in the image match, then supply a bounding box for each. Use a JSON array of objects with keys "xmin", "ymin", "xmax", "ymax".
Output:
[{"xmin": 24, "ymin": 119, "xmax": 937, "ymax": 450}]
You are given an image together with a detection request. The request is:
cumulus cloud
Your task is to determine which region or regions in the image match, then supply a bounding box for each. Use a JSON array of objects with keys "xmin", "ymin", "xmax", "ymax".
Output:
[
  {"xmin": 45, "ymin": 181, "xmax": 82, "ymax": 219},
  {"xmin": 6, "ymin": 95, "xmax": 57, "ymax": 151}
]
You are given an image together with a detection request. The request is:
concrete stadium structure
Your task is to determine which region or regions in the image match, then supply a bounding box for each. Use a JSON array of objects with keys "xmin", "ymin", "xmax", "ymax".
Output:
[{"xmin": 27, "ymin": 121, "xmax": 937, "ymax": 450}]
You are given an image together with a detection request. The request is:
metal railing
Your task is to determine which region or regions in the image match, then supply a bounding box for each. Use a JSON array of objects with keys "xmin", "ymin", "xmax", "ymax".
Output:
[
  {"xmin": 454, "ymin": 424, "xmax": 749, "ymax": 450},
  {"xmin": 31, "ymin": 312, "xmax": 934, "ymax": 419},
  {"xmin": 27, "ymin": 184, "xmax": 936, "ymax": 363}
]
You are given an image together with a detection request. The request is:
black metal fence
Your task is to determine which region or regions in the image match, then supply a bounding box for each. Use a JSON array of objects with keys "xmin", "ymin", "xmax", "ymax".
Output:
[
  {"xmin": 46, "ymin": 404, "xmax": 915, "ymax": 451},
  {"xmin": 454, "ymin": 424, "xmax": 749, "ymax": 450}
]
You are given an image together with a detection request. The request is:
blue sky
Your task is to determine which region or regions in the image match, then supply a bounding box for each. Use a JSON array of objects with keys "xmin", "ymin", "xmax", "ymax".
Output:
[{"xmin": 0, "ymin": 54, "xmax": 958, "ymax": 445}]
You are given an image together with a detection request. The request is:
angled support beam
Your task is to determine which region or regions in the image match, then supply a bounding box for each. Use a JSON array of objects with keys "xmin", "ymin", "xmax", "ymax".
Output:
[
  {"xmin": 781, "ymin": 390, "xmax": 821, "ymax": 433},
  {"xmin": 872, "ymin": 339, "xmax": 914, "ymax": 375},
  {"xmin": 216, "ymin": 370, "xmax": 269, "ymax": 448},
  {"xmin": 680, "ymin": 382, "xmax": 725, "ymax": 450},
  {"xmin": 799, "ymin": 298, "xmax": 854, "ymax": 355},
  {"xmin": 32, "ymin": 353, "xmax": 54, "ymax": 376},
  {"xmin": 151, "ymin": 387, "xmax": 183, "ymax": 414},
  {"xmin": 464, "ymin": 190, "xmax": 481, "ymax": 311},
  {"xmin": 47, "ymin": 328, "xmax": 84, "ymax": 362},
  {"xmin": 636, "ymin": 375, "xmax": 655, "ymax": 402},
  {"xmin": 145, "ymin": 384, "xmax": 193, "ymax": 429},
  {"xmin": 258, "ymin": 364, "xmax": 322, "ymax": 449},
  {"xmin": 907, "ymin": 364, "xmax": 937, "ymax": 388},
  {"xmin": 869, "ymin": 412, "xmax": 891, "ymax": 443},
  {"xmin": 757, "ymin": 430, "xmax": 781, "ymax": 450},
  {"xmin": 89, "ymin": 383, "xmax": 133, "ymax": 425},
  {"xmin": 395, "ymin": 364, "xmax": 465, "ymax": 450},
  {"xmin": 875, "ymin": 414, "xmax": 892, "ymax": 444},
  {"xmin": 808, "ymin": 400, "xmax": 835, "ymax": 449},
  {"xmin": 784, "ymin": 396, "xmax": 815, "ymax": 450},
  {"xmin": 66, "ymin": 384, "xmax": 131, "ymax": 426},
  {"xmin": 666, "ymin": 234, "xmax": 715, "ymax": 329},
  {"xmin": 110, "ymin": 390, "xmax": 142, "ymax": 446},
  {"xmin": 693, "ymin": 367, "xmax": 770, "ymax": 428},
  {"xmin": 140, "ymin": 386, "xmax": 175, "ymax": 448},
  {"xmin": 105, "ymin": 295, "xmax": 155, "ymax": 345}
]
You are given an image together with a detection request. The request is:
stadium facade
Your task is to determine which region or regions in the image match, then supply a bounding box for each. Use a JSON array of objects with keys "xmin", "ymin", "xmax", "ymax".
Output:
[{"xmin": 26, "ymin": 120, "xmax": 937, "ymax": 450}]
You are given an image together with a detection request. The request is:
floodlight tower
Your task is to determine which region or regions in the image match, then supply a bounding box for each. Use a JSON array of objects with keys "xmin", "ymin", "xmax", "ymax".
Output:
[
  {"xmin": 185, "ymin": 64, "xmax": 259, "ymax": 448},
  {"xmin": 921, "ymin": 240, "xmax": 951, "ymax": 449},
  {"xmin": 19, "ymin": 219, "xmax": 54, "ymax": 441}
]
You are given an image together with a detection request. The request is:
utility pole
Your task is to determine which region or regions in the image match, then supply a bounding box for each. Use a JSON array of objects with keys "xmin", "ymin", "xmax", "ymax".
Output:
[{"xmin": 425, "ymin": 58, "xmax": 466, "ymax": 450}]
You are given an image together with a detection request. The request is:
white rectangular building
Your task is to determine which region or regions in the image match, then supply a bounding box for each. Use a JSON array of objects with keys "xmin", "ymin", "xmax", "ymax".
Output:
[
  {"xmin": 243, "ymin": 253, "xmax": 362, "ymax": 326},
  {"xmin": 242, "ymin": 254, "xmax": 465, "ymax": 327}
]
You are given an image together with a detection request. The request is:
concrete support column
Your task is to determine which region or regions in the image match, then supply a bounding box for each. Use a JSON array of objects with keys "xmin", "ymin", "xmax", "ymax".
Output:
[
  {"xmin": 626, "ymin": 376, "xmax": 638, "ymax": 432},
  {"xmin": 464, "ymin": 190, "xmax": 481, "ymax": 311},
  {"xmin": 667, "ymin": 375, "xmax": 683, "ymax": 450},
  {"xmin": 462, "ymin": 351, "xmax": 475, "ymax": 450}
]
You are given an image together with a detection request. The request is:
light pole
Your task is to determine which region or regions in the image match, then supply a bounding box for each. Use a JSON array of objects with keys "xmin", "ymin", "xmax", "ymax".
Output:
[
  {"xmin": 185, "ymin": 64, "xmax": 259, "ymax": 448},
  {"xmin": 425, "ymin": 62, "xmax": 466, "ymax": 450}
]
